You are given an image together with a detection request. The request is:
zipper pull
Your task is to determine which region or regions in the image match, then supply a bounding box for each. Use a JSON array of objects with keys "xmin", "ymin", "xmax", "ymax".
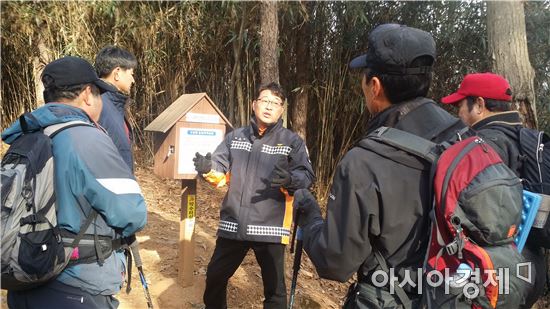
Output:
[
  {"xmin": 475, "ymin": 138, "xmax": 488, "ymax": 153},
  {"xmin": 538, "ymin": 143, "xmax": 544, "ymax": 163}
]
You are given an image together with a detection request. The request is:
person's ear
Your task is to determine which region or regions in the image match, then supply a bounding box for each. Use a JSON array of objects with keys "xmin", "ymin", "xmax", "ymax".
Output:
[
  {"xmin": 476, "ymin": 97, "xmax": 485, "ymax": 114},
  {"xmin": 114, "ymin": 67, "xmax": 121, "ymax": 81},
  {"xmin": 370, "ymin": 76, "xmax": 382, "ymax": 97},
  {"xmin": 81, "ymin": 86, "xmax": 94, "ymax": 106}
]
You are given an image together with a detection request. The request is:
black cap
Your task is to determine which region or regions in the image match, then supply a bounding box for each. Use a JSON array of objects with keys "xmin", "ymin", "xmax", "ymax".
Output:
[
  {"xmin": 41, "ymin": 56, "xmax": 116, "ymax": 93},
  {"xmin": 349, "ymin": 24, "xmax": 436, "ymax": 75}
]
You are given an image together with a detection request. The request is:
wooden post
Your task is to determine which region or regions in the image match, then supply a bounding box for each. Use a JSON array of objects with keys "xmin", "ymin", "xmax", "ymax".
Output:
[{"xmin": 179, "ymin": 178, "xmax": 197, "ymax": 287}]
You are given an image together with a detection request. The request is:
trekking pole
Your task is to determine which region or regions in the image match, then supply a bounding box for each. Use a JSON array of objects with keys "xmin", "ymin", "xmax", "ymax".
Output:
[
  {"xmin": 129, "ymin": 240, "xmax": 154, "ymax": 309},
  {"xmin": 288, "ymin": 214, "xmax": 303, "ymax": 309},
  {"xmin": 290, "ymin": 213, "xmax": 299, "ymax": 254}
]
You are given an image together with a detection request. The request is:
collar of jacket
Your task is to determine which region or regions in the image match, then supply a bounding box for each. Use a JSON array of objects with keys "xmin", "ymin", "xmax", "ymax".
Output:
[
  {"xmin": 1, "ymin": 103, "xmax": 95, "ymax": 144},
  {"xmin": 365, "ymin": 96, "xmax": 463, "ymax": 143},
  {"xmin": 249, "ymin": 116, "xmax": 283, "ymax": 140},
  {"xmin": 472, "ymin": 111, "xmax": 522, "ymax": 130},
  {"xmin": 366, "ymin": 97, "xmax": 432, "ymax": 134},
  {"xmin": 103, "ymin": 90, "xmax": 129, "ymax": 114}
]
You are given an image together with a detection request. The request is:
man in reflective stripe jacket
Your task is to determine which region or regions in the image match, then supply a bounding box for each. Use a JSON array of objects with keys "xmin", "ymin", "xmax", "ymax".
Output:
[
  {"xmin": 2, "ymin": 56, "xmax": 147, "ymax": 308},
  {"xmin": 194, "ymin": 82, "xmax": 315, "ymax": 309}
]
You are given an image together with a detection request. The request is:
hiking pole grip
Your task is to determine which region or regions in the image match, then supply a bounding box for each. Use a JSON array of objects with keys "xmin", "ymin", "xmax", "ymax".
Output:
[
  {"xmin": 288, "ymin": 227, "xmax": 303, "ymax": 309},
  {"xmin": 129, "ymin": 239, "xmax": 154, "ymax": 309},
  {"xmin": 129, "ymin": 238, "xmax": 143, "ymax": 268}
]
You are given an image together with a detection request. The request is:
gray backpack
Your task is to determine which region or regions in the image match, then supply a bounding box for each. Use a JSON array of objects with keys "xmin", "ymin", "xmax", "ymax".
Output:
[{"xmin": 1, "ymin": 115, "xmax": 94, "ymax": 291}]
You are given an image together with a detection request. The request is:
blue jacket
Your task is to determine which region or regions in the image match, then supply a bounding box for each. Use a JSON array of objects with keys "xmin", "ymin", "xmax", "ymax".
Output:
[
  {"xmin": 2, "ymin": 104, "xmax": 147, "ymax": 295},
  {"xmin": 99, "ymin": 90, "xmax": 134, "ymax": 171}
]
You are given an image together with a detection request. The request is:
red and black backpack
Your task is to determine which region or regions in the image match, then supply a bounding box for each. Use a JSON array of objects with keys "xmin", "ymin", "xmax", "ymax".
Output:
[{"xmin": 367, "ymin": 126, "xmax": 530, "ymax": 309}]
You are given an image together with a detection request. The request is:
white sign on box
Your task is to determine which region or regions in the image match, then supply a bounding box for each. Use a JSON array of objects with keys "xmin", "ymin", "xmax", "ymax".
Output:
[
  {"xmin": 185, "ymin": 112, "xmax": 220, "ymax": 124},
  {"xmin": 178, "ymin": 128, "xmax": 223, "ymax": 175}
]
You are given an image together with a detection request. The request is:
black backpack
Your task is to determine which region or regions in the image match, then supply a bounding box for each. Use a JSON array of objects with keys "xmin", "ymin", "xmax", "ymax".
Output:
[{"xmin": 518, "ymin": 128, "xmax": 550, "ymax": 248}]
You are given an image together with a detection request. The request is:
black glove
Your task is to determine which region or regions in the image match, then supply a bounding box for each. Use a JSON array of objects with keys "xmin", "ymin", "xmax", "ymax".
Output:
[
  {"xmin": 293, "ymin": 189, "xmax": 323, "ymax": 228},
  {"xmin": 270, "ymin": 157, "xmax": 291, "ymax": 189},
  {"xmin": 193, "ymin": 152, "xmax": 212, "ymax": 174}
]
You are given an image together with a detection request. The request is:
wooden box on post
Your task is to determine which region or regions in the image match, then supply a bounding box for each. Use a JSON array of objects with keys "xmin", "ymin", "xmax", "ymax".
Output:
[{"xmin": 145, "ymin": 93, "xmax": 232, "ymax": 287}]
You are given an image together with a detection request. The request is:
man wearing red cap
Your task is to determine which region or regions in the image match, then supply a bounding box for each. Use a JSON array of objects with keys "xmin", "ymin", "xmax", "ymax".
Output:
[{"xmin": 441, "ymin": 72, "xmax": 547, "ymax": 308}]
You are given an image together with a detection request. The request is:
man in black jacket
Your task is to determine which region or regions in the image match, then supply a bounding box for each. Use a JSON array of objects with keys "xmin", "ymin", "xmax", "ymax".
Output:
[
  {"xmin": 194, "ymin": 82, "xmax": 315, "ymax": 309},
  {"xmin": 441, "ymin": 72, "xmax": 547, "ymax": 309},
  {"xmin": 292, "ymin": 23, "xmax": 465, "ymax": 308}
]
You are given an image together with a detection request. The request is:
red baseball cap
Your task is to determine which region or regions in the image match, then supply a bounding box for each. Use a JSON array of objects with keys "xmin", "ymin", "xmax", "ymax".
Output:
[{"xmin": 441, "ymin": 73, "xmax": 512, "ymax": 104}]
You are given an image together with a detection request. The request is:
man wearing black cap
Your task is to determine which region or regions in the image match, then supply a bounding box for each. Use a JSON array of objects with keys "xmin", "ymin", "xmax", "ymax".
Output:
[
  {"xmin": 291, "ymin": 24, "xmax": 465, "ymax": 308},
  {"xmin": 2, "ymin": 56, "xmax": 147, "ymax": 308},
  {"xmin": 441, "ymin": 72, "xmax": 547, "ymax": 309}
]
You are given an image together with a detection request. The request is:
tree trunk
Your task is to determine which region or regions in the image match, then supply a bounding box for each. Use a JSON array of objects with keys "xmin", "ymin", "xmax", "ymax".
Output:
[
  {"xmin": 259, "ymin": 1, "xmax": 279, "ymax": 85},
  {"xmin": 291, "ymin": 1, "xmax": 313, "ymax": 141},
  {"xmin": 259, "ymin": 1, "xmax": 284, "ymax": 126},
  {"xmin": 487, "ymin": 1, "xmax": 537, "ymax": 128},
  {"xmin": 228, "ymin": 5, "xmax": 246, "ymax": 126}
]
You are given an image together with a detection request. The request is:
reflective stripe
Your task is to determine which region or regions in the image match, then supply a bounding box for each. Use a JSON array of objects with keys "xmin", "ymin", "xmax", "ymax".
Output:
[
  {"xmin": 97, "ymin": 178, "xmax": 142, "ymax": 194},
  {"xmin": 230, "ymin": 140, "xmax": 252, "ymax": 152},
  {"xmin": 219, "ymin": 220, "xmax": 238, "ymax": 233},
  {"xmin": 261, "ymin": 144, "xmax": 292, "ymax": 155},
  {"xmin": 247, "ymin": 225, "xmax": 290, "ymax": 237}
]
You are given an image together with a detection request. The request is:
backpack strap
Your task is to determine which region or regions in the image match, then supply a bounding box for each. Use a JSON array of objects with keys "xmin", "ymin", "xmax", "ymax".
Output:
[
  {"xmin": 371, "ymin": 248, "xmax": 412, "ymax": 309},
  {"xmin": 44, "ymin": 120, "xmax": 93, "ymax": 138},
  {"xmin": 19, "ymin": 114, "xmax": 30, "ymax": 133},
  {"xmin": 125, "ymin": 244, "xmax": 133, "ymax": 294},
  {"xmin": 367, "ymin": 126, "xmax": 440, "ymax": 163},
  {"xmin": 70, "ymin": 208, "xmax": 98, "ymax": 249}
]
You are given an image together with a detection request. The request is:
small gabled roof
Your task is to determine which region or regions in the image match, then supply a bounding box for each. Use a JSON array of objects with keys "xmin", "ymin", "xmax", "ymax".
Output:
[{"xmin": 145, "ymin": 93, "xmax": 232, "ymax": 133}]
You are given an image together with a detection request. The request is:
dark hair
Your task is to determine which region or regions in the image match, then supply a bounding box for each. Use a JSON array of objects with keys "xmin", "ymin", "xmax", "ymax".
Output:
[
  {"xmin": 364, "ymin": 56, "xmax": 433, "ymax": 104},
  {"xmin": 466, "ymin": 97, "xmax": 512, "ymax": 112},
  {"xmin": 255, "ymin": 82, "xmax": 286, "ymax": 102},
  {"xmin": 94, "ymin": 45, "xmax": 137, "ymax": 78},
  {"xmin": 43, "ymin": 83, "xmax": 100, "ymax": 103}
]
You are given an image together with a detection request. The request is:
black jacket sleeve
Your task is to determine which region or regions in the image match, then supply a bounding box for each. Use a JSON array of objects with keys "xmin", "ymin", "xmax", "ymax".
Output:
[
  {"xmin": 302, "ymin": 148, "xmax": 377, "ymax": 282},
  {"xmin": 286, "ymin": 137, "xmax": 315, "ymax": 192}
]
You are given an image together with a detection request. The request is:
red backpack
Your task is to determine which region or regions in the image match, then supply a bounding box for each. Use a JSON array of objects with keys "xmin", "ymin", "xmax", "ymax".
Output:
[{"xmin": 368, "ymin": 127, "xmax": 530, "ymax": 309}]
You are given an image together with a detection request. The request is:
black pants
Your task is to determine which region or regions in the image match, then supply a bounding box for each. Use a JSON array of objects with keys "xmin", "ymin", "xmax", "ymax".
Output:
[
  {"xmin": 521, "ymin": 245, "xmax": 547, "ymax": 309},
  {"xmin": 343, "ymin": 282, "xmax": 422, "ymax": 309},
  {"xmin": 7, "ymin": 279, "xmax": 119, "ymax": 309},
  {"xmin": 203, "ymin": 237, "xmax": 287, "ymax": 309}
]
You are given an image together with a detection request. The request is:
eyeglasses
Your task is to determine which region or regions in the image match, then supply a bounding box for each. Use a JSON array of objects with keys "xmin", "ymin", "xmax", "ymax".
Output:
[{"xmin": 256, "ymin": 97, "xmax": 284, "ymax": 108}]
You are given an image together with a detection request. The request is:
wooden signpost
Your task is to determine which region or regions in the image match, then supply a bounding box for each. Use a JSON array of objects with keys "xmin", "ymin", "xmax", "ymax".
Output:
[
  {"xmin": 145, "ymin": 93, "xmax": 232, "ymax": 287},
  {"xmin": 179, "ymin": 179, "xmax": 196, "ymax": 286}
]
